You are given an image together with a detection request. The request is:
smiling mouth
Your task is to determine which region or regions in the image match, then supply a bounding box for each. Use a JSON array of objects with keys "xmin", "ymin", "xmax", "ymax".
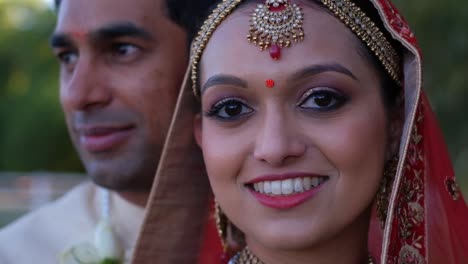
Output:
[
  {"xmin": 248, "ymin": 176, "xmax": 329, "ymax": 196},
  {"xmin": 78, "ymin": 125, "xmax": 135, "ymax": 153}
]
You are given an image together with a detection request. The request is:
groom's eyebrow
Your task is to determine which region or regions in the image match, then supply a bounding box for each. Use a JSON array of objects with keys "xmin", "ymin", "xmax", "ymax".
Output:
[{"xmin": 50, "ymin": 22, "xmax": 153, "ymax": 48}]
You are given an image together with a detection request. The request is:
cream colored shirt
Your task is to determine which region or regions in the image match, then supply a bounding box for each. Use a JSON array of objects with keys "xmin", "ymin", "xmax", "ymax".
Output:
[{"xmin": 0, "ymin": 181, "xmax": 145, "ymax": 264}]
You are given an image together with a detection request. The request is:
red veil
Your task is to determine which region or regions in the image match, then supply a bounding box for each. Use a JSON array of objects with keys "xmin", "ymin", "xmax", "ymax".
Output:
[
  {"xmin": 131, "ymin": 0, "xmax": 468, "ymax": 263},
  {"xmin": 366, "ymin": 1, "xmax": 468, "ymax": 263}
]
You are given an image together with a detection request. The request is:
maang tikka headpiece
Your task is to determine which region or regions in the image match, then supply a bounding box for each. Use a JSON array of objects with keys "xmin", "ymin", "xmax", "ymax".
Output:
[
  {"xmin": 191, "ymin": 0, "xmax": 402, "ymax": 97},
  {"xmin": 247, "ymin": 0, "xmax": 305, "ymax": 60}
]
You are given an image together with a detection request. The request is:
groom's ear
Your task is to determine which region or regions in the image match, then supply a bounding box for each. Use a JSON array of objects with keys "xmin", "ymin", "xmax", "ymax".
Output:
[{"xmin": 194, "ymin": 113, "xmax": 203, "ymax": 148}]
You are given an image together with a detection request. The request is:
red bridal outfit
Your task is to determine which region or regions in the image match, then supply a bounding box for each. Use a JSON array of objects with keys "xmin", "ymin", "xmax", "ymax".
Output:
[
  {"xmin": 367, "ymin": 1, "xmax": 468, "ymax": 262},
  {"xmin": 131, "ymin": 0, "xmax": 468, "ymax": 263}
]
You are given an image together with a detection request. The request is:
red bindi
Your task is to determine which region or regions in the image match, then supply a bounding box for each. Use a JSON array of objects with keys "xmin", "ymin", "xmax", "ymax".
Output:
[
  {"xmin": 71, "ymin": 31, "xmax": 88, "ymax": 40},
  {"xmin": 265, "ymin": 79, "xmax": 275, "ymax": 88}
]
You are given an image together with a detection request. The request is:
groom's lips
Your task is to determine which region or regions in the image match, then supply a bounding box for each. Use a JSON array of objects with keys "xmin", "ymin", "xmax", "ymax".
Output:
[{"xmin": 78, "ymin": 125, "xmax": 135, "ymax": 153}]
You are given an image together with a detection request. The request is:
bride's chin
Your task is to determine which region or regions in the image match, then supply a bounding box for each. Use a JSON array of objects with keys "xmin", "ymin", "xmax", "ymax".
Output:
[{"xmin": 245, "ymin": 228, "xmax": 327, "ymax": 252}]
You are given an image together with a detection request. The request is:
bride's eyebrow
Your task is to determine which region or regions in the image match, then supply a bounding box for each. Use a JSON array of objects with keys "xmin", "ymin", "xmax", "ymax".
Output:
[
  {"xmin": 201, "ymin": 74, "xmax": 248, "ymax": 94},
  {"xmin": 288, "ymin": 63, "xmax": 359, "ymax": 82}
]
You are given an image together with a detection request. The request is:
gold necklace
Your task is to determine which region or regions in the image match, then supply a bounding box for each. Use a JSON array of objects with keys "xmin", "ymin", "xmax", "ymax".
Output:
[{"xmin": 233, "ymin": 247, "xmax": 375, "ymax": 264}]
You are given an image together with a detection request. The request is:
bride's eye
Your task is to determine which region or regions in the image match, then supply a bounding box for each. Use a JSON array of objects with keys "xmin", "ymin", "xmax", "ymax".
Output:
[
  {"xmin": 205, "ymin": 98, "xmax": 253, "ymax": 120},
  {"xmin": 299, "ymin": 88, "xmax": 348, "ymax": 111}
]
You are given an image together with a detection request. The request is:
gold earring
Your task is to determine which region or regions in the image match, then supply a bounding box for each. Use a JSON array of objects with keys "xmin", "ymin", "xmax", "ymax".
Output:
[
  {"xmin": 215, "ymin": 201, "xmax": 244, "ymax": 263},
  {"xmin": 215, "ymin": 201, "xmax": 229, "ymax": 252},
  {"xmin": 376, "ymin": 156, "xmax": 399, "ymax": 227}
]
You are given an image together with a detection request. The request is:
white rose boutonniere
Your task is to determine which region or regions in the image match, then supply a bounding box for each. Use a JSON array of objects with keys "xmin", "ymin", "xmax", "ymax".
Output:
[{"xmin": 60, "ymin": 219, "xmax": 123, "ymax": 264}]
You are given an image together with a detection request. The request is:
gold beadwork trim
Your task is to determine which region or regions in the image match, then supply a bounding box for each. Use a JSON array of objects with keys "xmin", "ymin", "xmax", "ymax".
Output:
[
  {"xmin": 233, "ymin": 247, "xmax": 265, "ymax": 264},
  {"xmin": 232, "ymin": 247, "xmax": 375, "ymax": 263},
  {"xmin": 321, "ymin": 0, "xmax": 401, "ymax": 86},
  {"xmin": 190, "ymin": 0, "xmax": 402, "ymax": 97},
  {"xmin": 190, "ymin": 0, "xmax": 243, "ymax": 97}
]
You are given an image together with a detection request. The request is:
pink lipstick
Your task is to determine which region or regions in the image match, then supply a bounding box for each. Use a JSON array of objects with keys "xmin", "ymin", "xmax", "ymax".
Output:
[{"xmin": 246, "ymin": 173, "xmax": 329, "ymax": 209}]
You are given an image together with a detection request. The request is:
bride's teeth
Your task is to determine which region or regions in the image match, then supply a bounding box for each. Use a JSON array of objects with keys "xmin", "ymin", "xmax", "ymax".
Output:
[
  {"xmin": 303, "ymin": 177, "xmax": 312, "ymax": 190},
  {"xmin": 264, "ymin": 181, "xmax": 272, "ymax": 194},
  {"xmin": 294, "ymin": 178, "xmax": 304, "ymax": 192},
  {"xmin": 253, "ymin": 176, "xmax": 328, "ymax": 195},
  {"xmin": 258, "ymin": 182, "xmax": 264, "ymax": 194},
  {"xmin": 281, "ymin": 179, "xmax": 293, "ymax": 195},
  {"xmin": 311, "ymin": 177, "xmax": 319, "ymax": 188},
  {"xmin": 271, "ymin": 181, "xmax": 282, "ymax": 195}
]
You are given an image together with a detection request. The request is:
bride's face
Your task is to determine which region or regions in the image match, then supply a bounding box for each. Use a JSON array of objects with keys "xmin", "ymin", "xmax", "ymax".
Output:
[{"xmin": 195, "ymin": 4, "xmax": 389, "ymax": 251}]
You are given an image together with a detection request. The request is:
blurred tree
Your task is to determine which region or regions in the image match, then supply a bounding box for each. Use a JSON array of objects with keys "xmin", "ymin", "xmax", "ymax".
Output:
[
  {"xmin": 393, "ymin": 0, "xmax": 468, "ymax": 194},
  {"xmin": 0, "ymin": 0, "xmax": 82, "ymax": 172}
]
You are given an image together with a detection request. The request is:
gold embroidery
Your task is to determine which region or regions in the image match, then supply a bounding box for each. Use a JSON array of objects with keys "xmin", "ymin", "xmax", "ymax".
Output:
[
  {"xmin": 398, "ymin": 244, "xmax": 425, "ymax": 264},
  {"xmin": 391, "ymin": 104, "xmax": 426, "ymax": 263},
  {"xmin": 445, "ymin": 177, "xmax": 461, "ymax": 201}
]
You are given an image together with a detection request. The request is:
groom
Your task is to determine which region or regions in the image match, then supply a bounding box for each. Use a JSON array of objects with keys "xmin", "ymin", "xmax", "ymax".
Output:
[{"xmin": 0, "ymin": 0, "xmax": 215, "ymax": 263}]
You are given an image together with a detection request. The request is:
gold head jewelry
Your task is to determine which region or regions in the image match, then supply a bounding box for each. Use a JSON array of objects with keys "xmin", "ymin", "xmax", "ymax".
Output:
[
  {"xmin": 190, "ymin": 0, "xmax": 243, "ymax": 98},
  {"xmin": 247, "ymin": 0, "xmax": 305, "ymax": 60},
  {"xmin": 321, "ymin": 0, "xmax": 401, "ymax": 85},
  {"xmin": 191, "ymin": 0, "xmax": 402, "ymax": 97}
]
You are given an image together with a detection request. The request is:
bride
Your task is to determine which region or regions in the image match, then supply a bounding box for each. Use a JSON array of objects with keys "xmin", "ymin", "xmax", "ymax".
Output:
[{"xmin": 131, "ymin": 0, "xmax": 468, "ymax": 263}]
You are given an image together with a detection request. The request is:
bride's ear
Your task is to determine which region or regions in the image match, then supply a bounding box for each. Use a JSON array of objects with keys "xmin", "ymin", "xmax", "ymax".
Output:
[{"xmin": 194, "ymin": 113, "xmax": 203, "ymax": 148}]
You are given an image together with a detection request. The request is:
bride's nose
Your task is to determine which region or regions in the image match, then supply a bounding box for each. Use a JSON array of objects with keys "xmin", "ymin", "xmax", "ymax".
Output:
[{"xmin": 253, "ymin": 110, "xmax": 306, "ymax": 167}]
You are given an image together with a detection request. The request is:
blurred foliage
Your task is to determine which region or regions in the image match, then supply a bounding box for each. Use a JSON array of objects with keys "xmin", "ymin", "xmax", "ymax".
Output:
[
  {"xmin": 393, "ymin": 0, "xmax": 468, "ymax": 194},
  {"xmin": 0, "ymin": 0, "xmax": 466, "ymax": 194},
  {"xmin": 0, "ymin": 0, "xmax": 83, "ymax": 172}
]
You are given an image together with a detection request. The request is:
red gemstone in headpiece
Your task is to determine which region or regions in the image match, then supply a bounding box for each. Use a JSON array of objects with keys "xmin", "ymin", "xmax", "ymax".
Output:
[
  {"xmin": 269, "ymin": 4, "xmax": 286, "ymax": 12},
  {"xmin": 265, "ymin": 79, "xmax": 275, "ymax": 88},
  {"xmin": 269, "ymin": 44, "xmax": 281, "ymax": 60}
]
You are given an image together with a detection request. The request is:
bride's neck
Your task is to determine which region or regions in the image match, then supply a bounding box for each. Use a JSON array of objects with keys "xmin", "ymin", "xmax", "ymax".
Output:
[{"xmin": 245, "ymin": 212, "xmax": 371, "ymax": 264}]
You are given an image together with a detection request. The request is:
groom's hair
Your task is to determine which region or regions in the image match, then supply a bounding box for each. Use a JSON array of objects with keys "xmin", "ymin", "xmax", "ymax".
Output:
[{"xmin": 54, "ymin": 0, "xmax": 216, "ymax": 42}]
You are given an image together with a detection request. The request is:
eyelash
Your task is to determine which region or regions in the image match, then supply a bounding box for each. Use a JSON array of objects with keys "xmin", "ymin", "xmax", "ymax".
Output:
[
  {"xmin": 203, "ymin": 87, "xmax": 348, "ymax": 122},
  {"xmin": 297, "ymin": 87, "xmax": 348, "ymax": 112},
  {"xmin": 110, "ymin": 43, "xmax": 139, "ymax": 55},
  {"xmin": 55, "ymin": 50, "xmax": 79, "ymax": 72},
  {"xmin": 204, "ymin": 97, "xmax": 253, "ymax": 120}
]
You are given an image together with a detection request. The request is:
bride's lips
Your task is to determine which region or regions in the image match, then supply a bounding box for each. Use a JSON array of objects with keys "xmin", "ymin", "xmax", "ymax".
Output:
[
  {"xmin": 246, "ymin": 173, "xmax": 329, "ymax": 209},
  {"xmin": 77, "ymin": 125, "xmax": 135, "ymax": 153}
]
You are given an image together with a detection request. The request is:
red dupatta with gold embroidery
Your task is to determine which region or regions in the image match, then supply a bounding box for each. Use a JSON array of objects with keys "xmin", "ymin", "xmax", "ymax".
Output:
[{"xmin": 369, "ymin": 1, "xmax": 468, "ymax": 263}]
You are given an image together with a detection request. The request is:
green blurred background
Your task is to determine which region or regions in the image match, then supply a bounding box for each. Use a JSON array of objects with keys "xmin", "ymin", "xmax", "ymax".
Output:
[
  {"xmin": 0, "ymin": 0, "xmax": 467, "ymax": 225},
  {"xmin": 0, "ymin": 0, "xmax": 81, "ymax": 171}
]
